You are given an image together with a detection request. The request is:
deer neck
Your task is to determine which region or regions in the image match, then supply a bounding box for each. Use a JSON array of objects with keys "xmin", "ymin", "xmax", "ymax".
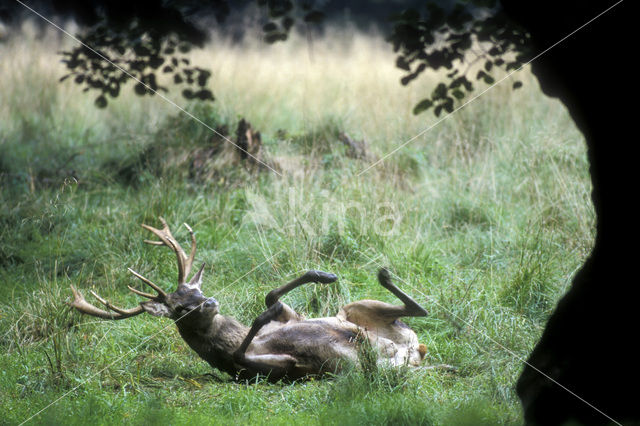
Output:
[{"xmin": 175, "ymin": 314, "xmax": 249, "ymax": 376}]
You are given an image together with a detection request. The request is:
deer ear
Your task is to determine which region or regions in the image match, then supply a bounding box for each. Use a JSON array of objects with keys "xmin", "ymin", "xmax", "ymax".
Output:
[
  {"xmin": 186, "ymin": 263, "xmax": 205, "ymax": 290},
  {"xmin": 140, "ymin": 300, "xmax": 172, "ymax": 317}
]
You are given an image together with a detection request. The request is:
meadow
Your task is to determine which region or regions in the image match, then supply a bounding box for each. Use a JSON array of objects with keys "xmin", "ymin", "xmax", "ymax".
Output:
[{"xmin": 0, "ymin": 23, "xmax": 594, "ymax": 425}]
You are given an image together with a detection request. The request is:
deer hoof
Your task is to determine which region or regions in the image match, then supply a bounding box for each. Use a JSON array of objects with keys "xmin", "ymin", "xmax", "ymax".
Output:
[
  {"xmin": 378, "ymin": 268, "xmax": 391, "ymax": 282},
  {"xmin": 307, "ymin": 270, "xmax": 338, "ymax": 284}
]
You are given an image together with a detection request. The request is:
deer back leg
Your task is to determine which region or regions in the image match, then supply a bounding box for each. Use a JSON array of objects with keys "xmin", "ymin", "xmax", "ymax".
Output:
[
  {"xmin": 235, "ymin": 353, "xmax": 298, "ymax": 381},
  {"xmin": 376, "ymin": 268, "xmax": 427, "ymax": 317}
]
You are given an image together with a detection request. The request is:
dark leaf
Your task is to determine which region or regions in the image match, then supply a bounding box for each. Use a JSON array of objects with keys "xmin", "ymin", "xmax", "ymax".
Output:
[
  {"xmin": 182, "ymin": 89, "xmax": 194, "ymax": 100},
  {"xmin": 94, "ymin": 95, "xmax": 107, "ymax": 108},
  {"xmin": 513, "ymin": 81, "xmax": 523, "ymax": 89},
  {"xmin": 108, "ymin": 84, "xmax": 120, "ymax": 98},
  {"xmin": 282, "ymin": 17, "xmax": 294, "ymax": 31},
  {"xmin": 88, "ymin": 78, "xmax": 104, "ymax": 89},
  {"xmin": 400, "ymin": 75, "xmax": 413, "ymax": 86},
  {"xmin": 149, "ymin": 56, "xmax": 164, "ymax": 69},
  {"xmin": 396, "ymin": 56, "xmax": 411, "ymax": 71},
  {"xmin": 134, "ymin": 83, "xmax": 147, "ymax": 96},
  {"xmin": 449, "ymin": 76, "xmax": 464, "ymax": 89},
  {"xmin": 304, "ymin": 11, "xmax": 325, "ymax": 24},
  {"xmin": 413, "ymin": 99, "xmax": 433, "ymax": 115},
  {"xmin": 452, "ymin": 90, "xmax": 465, "ymax": 100},
  {"xmin": 195, "ymin": 89, "xmax": 215, "ymax": 101},
  {"xmin": 197, "ymin": 70, "xmax": 210, "ymax": 87},
  {"xmin": 263, "ymin": 22, "xmax": 278, "ymax": 32},
  {"xmin": 443, "ymin": 97, "xmax": 454, "ymax": 113},
  {"xmin": 133, "ymin": 44, "xmax": 150, "ymax": 57},
  {"xmin": 145, "ymin": 74, "xmax": 158, "ymax": 91},
  {"xmin": 265, "ymin": 32, "xmax": 288, "ymax": 43},
  {"xmin": 65, "ymin": 59, "xmax": 80, "ymax": 69},
  {"xmin": 432, "ymin": 83, "xmax": 447, "ymax": 99}
]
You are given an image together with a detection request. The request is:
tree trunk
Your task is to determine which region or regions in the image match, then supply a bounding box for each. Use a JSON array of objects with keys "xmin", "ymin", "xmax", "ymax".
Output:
[{"xmin": 501, "ymin": 1, "xmax": 636, "ymax": 424}]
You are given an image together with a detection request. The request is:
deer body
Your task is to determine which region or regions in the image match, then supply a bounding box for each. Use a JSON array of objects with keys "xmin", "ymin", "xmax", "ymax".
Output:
[
  {"xmin": 175, "ymin": 303, "xmax": 424, "ymax": 380},
  {"xmin": 69, "ymin": 219, "xmax": 428, "ymax": 381}
]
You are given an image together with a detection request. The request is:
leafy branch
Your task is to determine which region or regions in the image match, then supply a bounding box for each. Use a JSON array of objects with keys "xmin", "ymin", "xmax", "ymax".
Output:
[
  {"xmin": 388, "ymin": 2, "xmax": 532, "ymax": 116},
  {"xmin": 60, "ymin": 23, "xmax": 213, "ymax": 108}
]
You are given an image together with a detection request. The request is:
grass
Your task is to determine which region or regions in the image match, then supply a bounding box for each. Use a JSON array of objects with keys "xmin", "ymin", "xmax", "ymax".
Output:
[{"xmin": 0, "ymin": 23, "xmax": 594, "ymax": 425}]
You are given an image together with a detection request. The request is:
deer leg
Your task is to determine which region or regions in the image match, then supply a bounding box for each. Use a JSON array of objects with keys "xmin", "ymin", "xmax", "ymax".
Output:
[
  {"xmin": 233, "ymin": 301, "xmax": 297, "ymax": 379},
  {"xmin": 377, "ymin": 268, "xmax": 428, "ymax": 317},
  {"xmin": 235, "ymin": 353, "xmax": 298, "ymax": 381},
  {"xmin": 265, "ymin": 270, "xmax": 337, "ymax": 307}
]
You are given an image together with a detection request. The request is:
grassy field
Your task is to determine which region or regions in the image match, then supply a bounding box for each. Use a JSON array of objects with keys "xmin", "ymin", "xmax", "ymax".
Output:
[{"xmin": 0, "ymin": 24, "xmax": 594, "ymax": 425}]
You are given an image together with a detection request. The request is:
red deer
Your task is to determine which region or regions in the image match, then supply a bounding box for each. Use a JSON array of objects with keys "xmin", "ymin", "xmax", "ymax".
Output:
[{"xmin": 69, "ymin": 218, "xmax": 429, "ymax": 381}]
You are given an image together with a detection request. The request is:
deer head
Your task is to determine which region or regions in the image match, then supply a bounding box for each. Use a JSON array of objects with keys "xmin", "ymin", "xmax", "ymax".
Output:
[{"xmin": 69, "ymin": 217, "xmax": 219, "ymax": 328}]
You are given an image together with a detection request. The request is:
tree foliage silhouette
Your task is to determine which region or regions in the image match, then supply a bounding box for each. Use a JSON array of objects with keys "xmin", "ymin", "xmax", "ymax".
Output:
[
  {"xmin": 50, "ymin": 0, "xmax": 324, "ymax": 108},
  {"xmin": 387, "ymin": 1, "xmax": 532, "ymax": 116},
  {"xmin": 14, "ymin": 1, "xmax": 529, "ymax": 114}
]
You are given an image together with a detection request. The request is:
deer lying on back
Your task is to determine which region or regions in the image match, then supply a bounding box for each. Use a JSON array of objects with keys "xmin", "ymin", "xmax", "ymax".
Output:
[{"xmin": 69, "ymin": 218, "xmax": 429, "ymax": 381}]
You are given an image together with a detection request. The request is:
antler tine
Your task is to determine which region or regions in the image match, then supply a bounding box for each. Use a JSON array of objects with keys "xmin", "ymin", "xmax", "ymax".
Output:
[
  {"xmin": 183, "ymin": 223, "xmax": 196, "ymax": 280},
  {"xmin": 140, "ymin": 217, "xmax": 195, "ymax": 285},
  {"xmin": 68, "ymin": 285, "xmax": 145, "ymax": 320},
  {"xmin": 90, "ymin": 290, "xmax": 142, "ymax": 316},
  {"xmin": 127, "ymin": 267, "xmax": 168, "ymax": 298},
  {"xmin": 127, "ymin": 285, "xmax": 157, "ymax": 299}
]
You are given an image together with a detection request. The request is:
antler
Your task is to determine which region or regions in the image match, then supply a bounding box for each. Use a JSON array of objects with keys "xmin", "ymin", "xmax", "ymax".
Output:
[
  {"xmin": 68, "ymin": 217, "xmax": 197, "ymax": 319},
  {"xmin": 68, "ymin": 266, "xmax": 166, "ymax": 320},
  {"xmin": 141, "ymin": 217, "xmax": 196, "ymax": 286}
]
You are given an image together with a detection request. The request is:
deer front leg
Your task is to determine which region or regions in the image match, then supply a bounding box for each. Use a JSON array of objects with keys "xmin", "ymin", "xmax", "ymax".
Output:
[
  {"xmin": 233, "ymin": 271, "xmax": 338, "ymax": 379},
  {"xmin": 233, "ymin": 302, "xmax": 297, "ymax": 380},
  {"xmin": 262, "ymin": 270, "xmax": 338, "ymax": 323},
  {"xmin": 265, "ymin": 270, "xmax": 337, "ymax": 307}
]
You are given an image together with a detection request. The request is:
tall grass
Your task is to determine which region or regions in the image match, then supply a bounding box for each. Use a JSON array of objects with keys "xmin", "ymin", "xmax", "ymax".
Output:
[{"xmin": 0, "ymin": 22, "xmax": 593, "ymax": 425}]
